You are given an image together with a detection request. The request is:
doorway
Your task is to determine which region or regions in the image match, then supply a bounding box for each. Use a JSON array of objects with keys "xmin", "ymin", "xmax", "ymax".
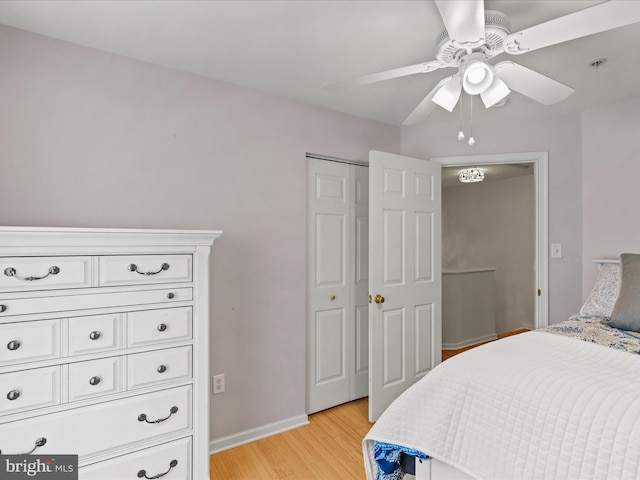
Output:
[
  {"xmin": 433, "ymin": 151, "xmax": 549, "ymax": 329},
  {"xmin": 442, "ymin": 162, "xmax": 534, "ymax": 349}
]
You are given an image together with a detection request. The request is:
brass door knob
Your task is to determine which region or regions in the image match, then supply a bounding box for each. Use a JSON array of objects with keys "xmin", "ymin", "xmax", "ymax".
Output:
[
  {"xmin": 374, "ymin": 294, "xmax": 385, "ymax": 304},
  {"xmin": 330, "ymin": 295, "xmax": 336, "ymax": 301}
]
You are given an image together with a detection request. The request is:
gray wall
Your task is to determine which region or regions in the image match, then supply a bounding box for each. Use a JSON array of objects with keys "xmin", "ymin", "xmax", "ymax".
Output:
[
  {"xmin": 582, "ymin": 96, "xmax": 640, "ymax": 296},
  {"xmin": 0, "ymin": 25, "xmax": 400, "ymax": 443},
  {"xmin": 443, "ymin": 174, "xmax": 535, "ymax": 333}
]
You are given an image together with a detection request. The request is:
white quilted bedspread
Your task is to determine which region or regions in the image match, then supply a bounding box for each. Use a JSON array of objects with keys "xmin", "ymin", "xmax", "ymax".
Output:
[{"xmin": 363, "ymin": 331, "xmax": 640, "ymax": 480}]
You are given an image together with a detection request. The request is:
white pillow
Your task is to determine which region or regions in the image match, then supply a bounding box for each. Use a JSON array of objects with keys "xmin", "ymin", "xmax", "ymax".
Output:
[{"xmin": 580, "ymin": 263, "xmax": 621, "ymax": 318}]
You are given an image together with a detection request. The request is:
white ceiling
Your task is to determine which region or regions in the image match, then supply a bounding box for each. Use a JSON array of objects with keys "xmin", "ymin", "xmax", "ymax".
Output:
[{"xmin": 0, "ymin": 0, "xmax": 639, "ymax": 126}]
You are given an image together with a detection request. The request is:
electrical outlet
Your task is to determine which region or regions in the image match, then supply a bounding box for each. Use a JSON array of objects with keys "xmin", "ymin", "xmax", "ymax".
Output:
[{"xmin": 213, "ymin": 374, "xmax": 225, "ymax": 394}]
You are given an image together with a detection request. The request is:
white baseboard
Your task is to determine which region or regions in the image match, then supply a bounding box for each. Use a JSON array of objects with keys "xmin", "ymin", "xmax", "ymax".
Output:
[
  {"xmin": 442, "ymin": 333, "xmax": 497, "ymax": 350},
  {"xmin": 209, "ymin": 414, "xmax": 309, "ymax": 454}
]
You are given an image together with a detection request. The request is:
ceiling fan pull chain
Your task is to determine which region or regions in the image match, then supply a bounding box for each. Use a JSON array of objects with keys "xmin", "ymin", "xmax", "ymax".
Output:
[
  {"xmin": 468, "ymin": 94, "xmax": 475, "ymax": 146},
  {"xmin": 457, "ymin": 91, "xmax": 465, "ymax": 141}
]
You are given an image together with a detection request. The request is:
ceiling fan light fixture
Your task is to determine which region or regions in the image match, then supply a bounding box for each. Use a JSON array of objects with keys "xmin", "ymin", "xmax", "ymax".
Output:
[
  {"xmin": 461, "ymin": 56, "xmax": 494, "ymax": 95},
  {"xmin": 480, "ymin": 77, "xmax": 511, "ymax": 108},
  {"xmin": 432, "ymin": 75, "xmax": 462, "ymax": 112},
  {"xmin": 467, "ymin": 67, "xmax": 487, "ymax": 85}
]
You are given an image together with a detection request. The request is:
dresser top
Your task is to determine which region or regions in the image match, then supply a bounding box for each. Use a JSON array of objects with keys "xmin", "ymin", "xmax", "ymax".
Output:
[{"xmin": 0, "ymin": 226, "xmax": 222, "ymax": 250}]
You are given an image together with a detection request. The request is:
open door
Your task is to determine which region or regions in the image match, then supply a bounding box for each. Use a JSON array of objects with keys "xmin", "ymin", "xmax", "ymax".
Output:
[{"xmin": 368, "ymin": 151, "xmax": 442, "ymax": 422}]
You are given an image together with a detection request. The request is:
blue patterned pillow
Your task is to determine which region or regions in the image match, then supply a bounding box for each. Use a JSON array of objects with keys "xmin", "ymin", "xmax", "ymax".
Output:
[{"xmin": 580, "ymin": 263, "xmax": 621, "ymax": 318}]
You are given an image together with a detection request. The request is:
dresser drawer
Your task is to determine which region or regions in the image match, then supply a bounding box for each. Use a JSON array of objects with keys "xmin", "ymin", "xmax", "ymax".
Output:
[
  {"xmin": 0, "ymin": 319, "xmax": 61, "ymax": 366},
  {"xmin": 128, "ymin": 346, "xmax": 192, "ymax": 390},
  {"xmin": 0, "ymin": 256, "xmax": 92, "ymax": 292},
  {"xmin": 68, "ymin": 357, "xmax": 123, "ymax": 402},
  {"xmin": 68, "ymin": 314, "xmax": 122, "ymax": 356},
  {"xmin": 0, "ymin": 288, "xmax": 192, "ymax": 318},
  {"xmin": 128, "ymin": 307, "xmax": 192, "ymax": 348},
  {"xmin": 99, "ymin": 255, "xmax": 192, "ymax": 287},
  {"xmin": 0, "ymin": 385, "xmax": 192, "ymax": 459},
  {"xmin": 80, "ymin": 437, "xmax": 191, "ymax": 480},
  {"xmin": 0, "ymin": 366, "xmax": 61, "ymax": 415}
]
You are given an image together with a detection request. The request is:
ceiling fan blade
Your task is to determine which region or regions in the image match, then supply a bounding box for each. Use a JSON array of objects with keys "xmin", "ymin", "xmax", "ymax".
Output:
[
  {"xmin": 403, "ymin": 75, "xmax": 457, "ymax": 126},
  {"xmin": 435, "ymin": 0, "xmax": 485, "ymax": 47},
  {"xmin": 323, "ymin": 61, "xmax": 443, "ymax": 90},
  {"xmin": 494, "ymin": 61, "xmax": 574, "ymax": 105},
  {"xmin": 504, "ymin": 0, "xmax": 640, "ymax": 55}
]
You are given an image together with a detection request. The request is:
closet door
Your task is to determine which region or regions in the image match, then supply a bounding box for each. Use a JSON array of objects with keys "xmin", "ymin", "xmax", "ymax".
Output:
[
  {"xmin": 306, "ymin": 159, "xmax": 351, "ymax": 413},
  {"xmin": 350, "ymin": 164, "xmax": 369, "ymax": 400}
]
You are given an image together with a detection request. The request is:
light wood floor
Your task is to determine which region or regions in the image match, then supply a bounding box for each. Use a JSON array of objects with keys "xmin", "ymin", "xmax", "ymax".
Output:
[
  {"xmin": 210, "ymin": 329, "xmax": 528, "ymax": 479},
  {"xmin": 210, "ymin": 397, "xmax": 371, "ymax": 479}
]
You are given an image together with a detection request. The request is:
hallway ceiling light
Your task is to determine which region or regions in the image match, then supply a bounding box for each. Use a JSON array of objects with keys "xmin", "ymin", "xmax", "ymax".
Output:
[{"xmin": 459, "ymin": 168, "xmax": 485, "ymax": 183}]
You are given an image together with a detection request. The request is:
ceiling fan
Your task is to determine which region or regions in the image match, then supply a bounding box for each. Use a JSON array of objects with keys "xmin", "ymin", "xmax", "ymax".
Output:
[{"xmin": 325, "ymin": 0, "xmax": 640, "ymax": 127}]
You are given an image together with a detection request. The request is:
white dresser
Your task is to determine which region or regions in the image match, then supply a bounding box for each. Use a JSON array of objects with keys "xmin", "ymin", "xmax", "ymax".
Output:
[{"xmin": 0, "ymin": 227, "xmax": 221, "ymax": 480}]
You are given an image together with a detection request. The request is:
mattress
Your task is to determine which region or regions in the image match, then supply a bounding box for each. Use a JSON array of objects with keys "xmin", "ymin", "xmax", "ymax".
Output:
[{"xmin": 363, "ymin": 327, "xmax": 640, "ymax": 479}]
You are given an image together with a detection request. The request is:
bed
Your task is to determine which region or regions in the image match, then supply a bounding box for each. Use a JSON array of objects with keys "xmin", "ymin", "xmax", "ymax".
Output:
[{"xmin": 363, "ymin": 256, "xmax": 640, "ymax": 480}]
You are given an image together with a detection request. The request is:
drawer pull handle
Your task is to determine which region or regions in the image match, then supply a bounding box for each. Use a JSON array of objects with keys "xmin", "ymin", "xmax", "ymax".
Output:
[
  {"xmin": 157, "ymin": 365, "xmax": 167, "ymax": 374},
  {"xmin": 0, "ymin": 305, "xmax": 6, "ymax": 313},
  {"xmin": 167, "ymin": 292, "xmax": 175, "ymax": 300},
  {"xmin": 157, "ymin": 323, "xmax": 168, "ymax": 332},
  {"xmin": 89, "ymin": 376, "xmax": 101, "ymax": 386},
  {"xmin": 7, "ymin": 389, "xmax": 20, "ymax": 401},
  {"xmin": 7, "ymin": 340, "xmax": 21, "ymax": 351},
  {"xmin": 4, "ymin": 266, "xmax": 60, "ymax": 281},
  {"xmin": 0, "ymin": 437, "xmax": 47, "ymax": 455},
  {"xmin": 89, "ymin": 331, "xmax": 101, "ymax": 340},
  {"xmin": 137, "ymin": 459, "xmax": 178, "ymax": 479},
  {"xmin": 128, "ymin": 263, "xmax": 170, "ymax": 276},
  {"xmin": 138, "ymin": 406, "xmax": 178, "ymax": 424}
]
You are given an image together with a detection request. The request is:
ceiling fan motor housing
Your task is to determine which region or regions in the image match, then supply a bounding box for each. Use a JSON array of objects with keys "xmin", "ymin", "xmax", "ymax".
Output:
[{"xmin": 435, "ymin": 10, "xmax": 511, "ymax": 63}]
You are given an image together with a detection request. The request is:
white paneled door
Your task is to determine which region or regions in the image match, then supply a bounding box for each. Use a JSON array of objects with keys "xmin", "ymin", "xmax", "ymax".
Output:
[
  {"xmin": 351, "ymin": 164, "xmax": 370, "ymax": 400},
  {"xmin": 307, "ymin": 158, "xmax": 369, "ymax": 414},
  {"xmin": 368, "ymin": 151, "xmax": 442, "ymax": 422}
]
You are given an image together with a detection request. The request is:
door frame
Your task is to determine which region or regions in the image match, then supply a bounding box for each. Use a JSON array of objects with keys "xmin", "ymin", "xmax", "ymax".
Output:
[{"xmin": 432, "ymin": 151, "xmax": 548, "ymax": 328}]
